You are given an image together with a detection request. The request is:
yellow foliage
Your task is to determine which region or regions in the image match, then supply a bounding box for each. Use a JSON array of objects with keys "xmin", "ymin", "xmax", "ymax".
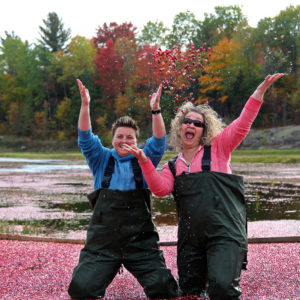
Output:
[
  {"xmin": 96, "ymin": 114, "xmax": 107, "ymax": 128},
  {"xmin": 56, "ymin": 97, "xmax": 71, "ymax": 130},
  {"xmin": 198, "ymin": 37, "xmax": 239, "ymax": 104},
  {"xmin": 195, "ymin": 96, "xmax": 210, "ymax": 104},
  {"xmin": 219, "ymin": 95, "xmax": 228, "ymax": 102},
  {"xmin": 58, "ymin": 36, "xmax": 97, "ymax": 83},
  {"xmin": 96, "ymin": 114, "xmax": 110, "ymax": 137},
  {"xmin": 114, "ymin": 94, "xmax": 131, "ymax": 117},
  {"xmin": 57, "ymin": 130, "xmax": 67, "ymax": 141}
]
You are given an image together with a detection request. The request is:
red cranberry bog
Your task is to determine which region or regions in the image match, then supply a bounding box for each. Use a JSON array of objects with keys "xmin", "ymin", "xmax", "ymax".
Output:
[
  {"xmin": 0, "ymin": 239, "xmax": 299, "ymax": 299},
  {"xmin": 1, "ymin": 155, "xmax": 299, "ymax": 299}
]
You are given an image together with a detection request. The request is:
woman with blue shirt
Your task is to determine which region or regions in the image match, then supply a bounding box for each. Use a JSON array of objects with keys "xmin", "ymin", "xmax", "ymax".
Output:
[{"xmin": 68, "ymin": 80, "xmax": 178, "ymax": 299}]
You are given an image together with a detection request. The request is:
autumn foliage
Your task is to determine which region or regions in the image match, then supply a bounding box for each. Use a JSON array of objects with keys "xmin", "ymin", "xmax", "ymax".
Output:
[{"xmin": 0, "ymin": 5, "xmax": 299, "ymax": 142}]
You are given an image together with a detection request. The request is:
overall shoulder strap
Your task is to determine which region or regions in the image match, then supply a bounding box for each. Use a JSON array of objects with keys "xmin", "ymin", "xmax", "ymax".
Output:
[
  {"xmin": 168, "ymin": 156, "xmax": 178, "ymax": 178},
  {"xmin": 101, "ymin": 154, "xmax": 115, "ymax": 188},
  {"xmin": 201, "ymin": 145, "xmax": 211, "ymax": 171},
  {"xmin": 102, "ymin": 155, "xmax": 144, "ymax": 189},
  {"xmin": 131, "ymin": 157, "xmax": 144, "ymax": 189}
]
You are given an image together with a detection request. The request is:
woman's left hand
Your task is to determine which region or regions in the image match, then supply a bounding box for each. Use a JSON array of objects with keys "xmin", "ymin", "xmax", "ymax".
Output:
[
  {"xmin": 122, "ymin": 144, "xmax": 148, "ymax": 163},
  {"xmin": 150, "ymin": 84, "xmax": 162, "ymax": 111},
  {"xmin": 251, "ymin": 73, "xmax": 285, "ymax": 101}
]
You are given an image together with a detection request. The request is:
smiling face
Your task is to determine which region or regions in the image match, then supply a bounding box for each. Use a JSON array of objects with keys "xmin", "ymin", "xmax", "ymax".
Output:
[
  {"xmin": 112, "ymin": 126, "xmax": 137, "ymax": 157},
  {"xmin": 180, "ymin": 111, "xmax": 205, "ymax": 150}
]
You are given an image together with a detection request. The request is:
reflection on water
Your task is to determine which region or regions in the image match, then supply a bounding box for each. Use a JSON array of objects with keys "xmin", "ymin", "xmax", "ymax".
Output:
[
  {"xmin": 245, "ymin": 181, "xmax": 300, "ymax": 221},
  {"xmin": 34, "ymin": 180, "xmax": 299, "ymax": 227},
  {"xmin": 0, "ymin": 158, "xmax": 63, "ymax": 163},
  {"xmin": 0, "ymin": 158, "xmax": 299, "ymax": 235},
  {"xmin": 0, "ymin": 164, "xmax": 88, "ymax": 172},
  {"xmin": 152, "ymin": 180, "xmax": 299, "ymax": 225},
  {"xmin": 43, "ymin": 201, "xmax": 91, "ymax": 213},
  {"xmin": 0, "ymin": 157, "xmax": 88, "ymax": 172}
]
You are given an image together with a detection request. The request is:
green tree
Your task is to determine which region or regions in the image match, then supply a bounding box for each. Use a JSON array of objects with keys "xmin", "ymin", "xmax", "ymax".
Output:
[
  {"xmin": 0, "ymin": 34, "xmax": 45, "ymax": 135},
  {"xmin": 197, "ymin": 6, "xmax": 248, "ymax": 46},
  {"xmin": 250, "ymin": 5, "xmax": 300, "ymax": 126},
  {"xmin": 56, "ymin": 97, "xmax": 73, "ymax": 139},
  {"xmin": 166, "ymin": 11, "xmax": 200, "ymax": 48},
  {"xmin": 56, "ymin": 36, "xmax": 98, "ymax": 133},
  {"xmin": 138, "ymin": 21, "xmax": 169, "ymax": 47},
  {"xmin": 38, "ymin": 12, "xmax": 71, "ymax": 53},
  {"xmin": 58, "ymin": 36, "xmax": 96, "ymax": 85}
]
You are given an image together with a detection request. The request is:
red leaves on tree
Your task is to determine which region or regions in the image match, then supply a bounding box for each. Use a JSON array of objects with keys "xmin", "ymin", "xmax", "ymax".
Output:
[
  {"xmin": 94, "ymin": 39, "xmax": 125, "ymax": 98},
  {"xmin": 93, "ymin": 22, "xmax": 138, "ymax": 107},
  {"xmin": 135, "ymin": 44, "xmax": 162, "ymax": 94},
  {"xmin": 93, "ymin": 22, "xmax": 137, "ymax": 49}
]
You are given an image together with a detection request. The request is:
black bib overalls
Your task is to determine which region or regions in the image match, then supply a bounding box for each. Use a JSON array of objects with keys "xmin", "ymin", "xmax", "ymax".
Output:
[
  {"xmin": 169, "ymin": 146, "xmax": 247, "ymax": 299},
  {"xmin": 68, "ymin": 156, "xmax": 178, "ymax": 299}
]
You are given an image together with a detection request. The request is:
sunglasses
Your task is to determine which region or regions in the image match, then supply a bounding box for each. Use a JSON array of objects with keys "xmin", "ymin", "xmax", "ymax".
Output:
[{"xmin": 182, "ymin": 118, "xmax": 205, "ymax": 128}]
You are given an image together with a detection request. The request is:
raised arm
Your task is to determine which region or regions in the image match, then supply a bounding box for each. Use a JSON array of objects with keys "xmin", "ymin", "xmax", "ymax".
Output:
[
  {"xmin": 217, "ymin": 73, "xmax": 285, "ymax": 154},
  {"xmin": 251, "ymin": 73, "xmax": 285, "ymax": 101},
  {"xmin": 150, "ymin": 84, "xmax": 166, "ymax": 138},
  {"xmin": 77, "ymin": 79, "xmax": 91, "ymax": 131}
]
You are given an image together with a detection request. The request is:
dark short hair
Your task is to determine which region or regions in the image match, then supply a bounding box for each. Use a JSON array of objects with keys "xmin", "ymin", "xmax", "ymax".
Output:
[{"xmin": 112, "ymin": 116, "xmax": 139, "ymax": 138}]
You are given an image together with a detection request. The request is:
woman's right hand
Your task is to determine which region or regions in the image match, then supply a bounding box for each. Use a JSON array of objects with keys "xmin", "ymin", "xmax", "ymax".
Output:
[
  {"xmin": 150, "ymin": 84, "xmax": 162, "ymax": 111},
  {"xmin": 251, "ymin": 73, "xmax": 285, "ymax": 101},
  {"xmin": 122, "ymin": 144, "xmax": 148, "ymax": 163},
  {"xmin": 77, "ymin": 79, "xmax": 90, "ymax": 106}
]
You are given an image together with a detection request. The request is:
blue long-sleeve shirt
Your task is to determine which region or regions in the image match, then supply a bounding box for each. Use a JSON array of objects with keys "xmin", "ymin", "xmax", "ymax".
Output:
[{"xmin": 78, "ymin": 129, "xmax": 166, "ymax": 190}]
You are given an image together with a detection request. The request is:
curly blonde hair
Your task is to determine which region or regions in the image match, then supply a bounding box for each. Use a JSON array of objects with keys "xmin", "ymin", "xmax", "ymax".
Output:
[{"xmin": 170, "ymin": 102, "xmax": 226, "ymax": 151}]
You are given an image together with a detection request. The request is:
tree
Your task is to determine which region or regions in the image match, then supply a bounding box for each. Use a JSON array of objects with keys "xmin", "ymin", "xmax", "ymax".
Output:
[
  {"xmin": 166, "ymin": 11, "xmax": 200, "ymax": 48},
  {"xmin": 252, "ymin": 5, "xmax": 300, "ymax": 75},
  {"xmin": 138, "ymin": 21, "xmax": 169, "ymax": 47},
  {"xmin": 0, "ymin": 33, "xmax": 45, "ymax": 135},
  {"xmin": 34, "ymin": 101, "xmax": 54, "ymax": 139},
  {"xmin": 94, "ymin": 39, "xmax": 125, "ymax": 99},
  {"xmin": 274, "ymin": 5, "xmax": 300, "ymax": 74},
  {"xmin": 58, "ymin": 36, "xmax": 97, "ymax": 85},
  {"xmin": 93, "ymin": 22, "xmax": 136, "ymax": 49},
  {"xmin": 197, "ymin": 38, "xmax": 240, "ymax": 114},
  {"xmin": 93, "ymin": 22, "xmax": 138, "ymax": 124},
  {"xmin": 250, "ymin": 6, "xmax": 300, "ymax": 126},
  {"xmin": 135, "ymin": 44, "xmax": 160, "ymax": 93},
  {"xmin": 56, "ymin": 97, "xmax": 73, "ymax": 139},
  {"xmin": 38, "ymin": 12, "xmax": 71, "ymax": 53},
  {"xmin": 197, "ymin": 6, "xmax": 248, "ymax": 47}
]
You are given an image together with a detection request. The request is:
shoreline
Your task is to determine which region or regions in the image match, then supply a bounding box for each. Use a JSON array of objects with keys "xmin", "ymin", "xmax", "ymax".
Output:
[{"xmin": 1, "ymin": 220, "xmax": 299, "ymax": 242}]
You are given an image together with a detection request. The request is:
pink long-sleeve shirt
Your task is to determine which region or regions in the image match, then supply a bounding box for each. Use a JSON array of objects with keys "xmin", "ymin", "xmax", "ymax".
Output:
[{"xmin": 139, "ymin": 96, "xmax": 262, "ymax": 197}]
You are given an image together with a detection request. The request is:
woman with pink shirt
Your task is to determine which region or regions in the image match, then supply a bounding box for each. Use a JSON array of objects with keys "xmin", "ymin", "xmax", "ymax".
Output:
[{"xmin": 124, "ymin": 73, "xmax": 284, "ymax": 299}]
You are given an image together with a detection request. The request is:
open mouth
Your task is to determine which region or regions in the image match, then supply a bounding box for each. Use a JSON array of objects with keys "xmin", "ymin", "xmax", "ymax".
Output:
[{"xmin": 185, "ymin": 131, "xmax": 195, "ymax": 139}]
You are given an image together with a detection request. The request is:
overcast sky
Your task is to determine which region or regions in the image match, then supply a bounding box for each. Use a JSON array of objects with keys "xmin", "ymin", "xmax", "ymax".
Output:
[{"xmin": 1, "ymin": 0, "xmax": 299, "ymax": 44}]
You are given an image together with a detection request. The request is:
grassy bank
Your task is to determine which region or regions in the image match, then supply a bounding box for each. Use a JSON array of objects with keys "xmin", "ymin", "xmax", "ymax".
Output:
[
  {"xmin": 163, "ymin": 149, "xmax": 300, "ymax": 164},
  {"xmin": 0, "ymin": 151, "xmax": 83, "ymax": 160},
  {"xmin": 231, "ymin": 149, "xmax": 300, "ymax": 164},
  {"xmin": 1, "ymin": 149, "xmax": 300, "ymax": 163}
]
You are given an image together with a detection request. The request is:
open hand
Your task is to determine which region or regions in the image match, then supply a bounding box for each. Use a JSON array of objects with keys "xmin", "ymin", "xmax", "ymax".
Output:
[
  {"xmin": 122, "ymin": 144, "xmax": 148, "ymax": 163},
  {"xmin": 77, "ymin": 79, "xmax": 90, "ymax": 106},
  {"xmin": 150, "ymin": 84, "xmax": 162, "ymax": 111},
  {"xmin": 252, "ymin": 73, "xmax": 285, "ymax": 101}
]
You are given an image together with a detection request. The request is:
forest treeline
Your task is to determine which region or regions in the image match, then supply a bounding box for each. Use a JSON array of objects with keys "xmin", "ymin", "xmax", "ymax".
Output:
[{"xmin": 0, "ymin": 5, "xmax": 299, "ymax": 144}]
